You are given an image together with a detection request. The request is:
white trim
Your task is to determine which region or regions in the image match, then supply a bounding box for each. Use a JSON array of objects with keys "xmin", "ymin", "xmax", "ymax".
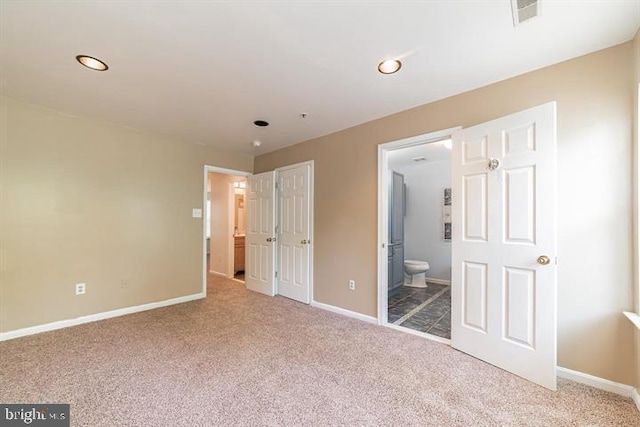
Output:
[
  {"xmin": 633, "ymin": 388, "xmax": 640, "ymax": 412},
  {"xmin": 384, "ymin": 323, "xmax": 452, "ymax": 345},
  {"xmin": 425, "ymin": 277, "xmax": 451, "ymax": 286},
  {"xmin": 557, "ymin": 367, "xmax": 639, "ymax": 409},
  {"xmin": 203, "ymin": 165, "xmax": 252, "ymax": 296},
  {"xmin": 227, "ymin": 181, "xmax": 235, "ymax": 279},
  {"xmin": 208, "ymin": 270, "xmax": 228, "ymax": 278},
  {"xmin": 377, "ymin": 127, "xmax": 461, "ymax": 326},
  {"xmin": 311, "ymin": 300, "xmax": 377, "ymax": 324},
  {"xmin": 623, "ymin": 311, "xmax": 640, "ymax": 330},
  {"xmin": 0, "ymin": 293, "xmax": 205, "ymax": 342}
]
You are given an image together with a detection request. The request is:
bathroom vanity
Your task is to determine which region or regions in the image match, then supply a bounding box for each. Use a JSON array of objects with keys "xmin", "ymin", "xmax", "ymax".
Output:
[
  {"xmin": 388, "ymin": 171, "xmax": 405, "ymax": 295},
  {"xmin": 234, "ymin": 235, "xmax": 245, "ymax": 274}
]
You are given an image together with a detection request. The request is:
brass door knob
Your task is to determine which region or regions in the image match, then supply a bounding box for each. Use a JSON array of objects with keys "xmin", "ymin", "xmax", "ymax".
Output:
[{"xmin": 537, "ymin": 255, "xmax": 551, "ymax": 265}]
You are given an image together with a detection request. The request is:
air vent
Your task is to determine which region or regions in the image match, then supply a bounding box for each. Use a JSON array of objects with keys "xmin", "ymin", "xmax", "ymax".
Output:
[{"xmin": 511, "ymin": 0, "xmax": 539, "ymax": 26}]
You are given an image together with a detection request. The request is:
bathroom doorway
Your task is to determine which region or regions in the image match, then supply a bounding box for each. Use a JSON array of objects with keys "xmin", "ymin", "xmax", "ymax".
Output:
[
  {"xmin": 203, "ymin": 166, "xmax": 251, "ymax": 293},
  {"xmin": 377, "ymin": 127, "xmax": 460, "ymax": 343}
]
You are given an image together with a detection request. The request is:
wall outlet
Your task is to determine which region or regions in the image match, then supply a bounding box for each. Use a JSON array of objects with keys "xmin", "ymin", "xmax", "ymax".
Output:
[
  {"xmin": 120, "ymin": 278, "xmax": 128, "ymax": 289},
  {"xmin": 348, "ymin": 280, "xmax": 355, "ymax": 291},
  {"xmin": 75, "ymin": 283, "xmax": 86, "ymax": 295}
]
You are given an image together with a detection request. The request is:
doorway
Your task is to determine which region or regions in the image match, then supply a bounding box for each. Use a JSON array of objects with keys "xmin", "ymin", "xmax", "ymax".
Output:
[
  {"xmin": 378, "ymin": 102, "xmax": 558, "ymax": 390},
  {"xmin": 202, "ymin": 165, "xmax": 251, "ymax": 295},
  {"xmin": 379, "ymin": 129, "xmax": 458, "ymax": 342},
  {"xmin": 386, "ymin": 139, "xmax": 453, "ymax": 340}
]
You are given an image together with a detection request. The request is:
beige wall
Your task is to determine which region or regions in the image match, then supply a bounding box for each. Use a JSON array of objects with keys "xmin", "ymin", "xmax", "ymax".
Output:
[
  {"xmin": 255, "ymin": 43, "xmax": 637, "ymax": 385},
  {"xmin": 0, "ymin": 97, "xmax": 252, "ymax": 332},
  {"xmin": 633, "ymin": 29, "xmax": 640, "ymax": 393}
]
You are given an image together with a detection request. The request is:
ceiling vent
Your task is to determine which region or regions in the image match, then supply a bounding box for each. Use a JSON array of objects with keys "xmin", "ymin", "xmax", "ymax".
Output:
[{"xmin": 511, "ymin": 0, "xmax": 539, "ymax": 26}]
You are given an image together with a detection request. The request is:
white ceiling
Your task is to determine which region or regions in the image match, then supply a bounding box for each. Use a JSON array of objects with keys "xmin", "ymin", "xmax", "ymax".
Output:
[
  {"xmin": 388, "ymin": 139, "xmax": 452, "ymax": 170},
  {"xmin": 1, "ymin": 1, "xmax": 638, "ymax": 156}
]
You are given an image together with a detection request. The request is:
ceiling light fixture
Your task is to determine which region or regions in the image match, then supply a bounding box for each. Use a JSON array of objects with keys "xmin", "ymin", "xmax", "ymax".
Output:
[
  {"xmin": 253, "ymin": 120, "xmax": 269, "ymax": 127},
  {"xmin": 377, "ymin": 59, "xmax": 402, "ymax": 74},
  {"xmin": 76, "ymin": 55, "xmax": 109, "ymax": 71},
  {"xmin": 252, "ymin": 140, "xmax": 262, "ymax": 148}
]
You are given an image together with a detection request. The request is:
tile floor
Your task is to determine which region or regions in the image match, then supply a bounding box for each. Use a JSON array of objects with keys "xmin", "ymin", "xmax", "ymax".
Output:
[{"xmin": 388, "ymin": 282, "xmax": 451, "ymax": 339}]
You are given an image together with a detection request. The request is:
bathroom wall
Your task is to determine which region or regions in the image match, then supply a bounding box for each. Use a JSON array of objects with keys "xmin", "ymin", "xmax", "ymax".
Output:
[{"xmin": 394, "ymin": 159, "xmax": 452, "ymax": 282}]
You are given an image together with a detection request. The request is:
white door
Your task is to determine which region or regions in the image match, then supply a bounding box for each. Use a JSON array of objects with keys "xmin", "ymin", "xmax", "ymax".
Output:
[
  {"xmin": 245, "ymin": 171, "xmax": 276, "ymax": 296},
  {"xmin": 451, "ymin": 102, "xmax": 557, "ymax": 390},
  {"xmin": 277, "ymin": 163, "xmax": 311, "ymax": 303}
]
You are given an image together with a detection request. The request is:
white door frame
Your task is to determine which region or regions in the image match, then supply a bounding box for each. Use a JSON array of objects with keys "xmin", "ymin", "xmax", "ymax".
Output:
[
  {"xmin": 376, "ymin": 127, "xmax": 461, "ymax": 342},
  {"xmin": 202, "ymin": 165, "xmax": 251, "ymax": 297},
  {"xmin": 274, "ymin": 160, "xmax": 314, "ymax": 303}
]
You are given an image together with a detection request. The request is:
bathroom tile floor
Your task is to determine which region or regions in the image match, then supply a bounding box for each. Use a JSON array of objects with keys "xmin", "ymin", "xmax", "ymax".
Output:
[{"xmin": 388, "ymin": 283, "xmax": 451, "ymax": 339}]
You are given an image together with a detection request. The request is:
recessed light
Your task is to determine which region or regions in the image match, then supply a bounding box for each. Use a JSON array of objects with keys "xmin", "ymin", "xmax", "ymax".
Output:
[
  {"xmin": 252, "ymin": 140, "xmax": 262, "ymax": 147},
  {"xmin": 253, "ymin": 120, "xmax": 269, "ymax": 127},
  {"xmin": 378, "ymin": 59, "xmax": 402, "ymax": 74},
  {"xmin": 76, "ymin": 55, "xmax": 109, "ymax": 71}
]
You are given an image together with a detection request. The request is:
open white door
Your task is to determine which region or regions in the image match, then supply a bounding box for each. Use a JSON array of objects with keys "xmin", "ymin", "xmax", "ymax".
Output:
[
  {"xmin": 245, "ymin": 171, "xmax": 276, "ymax": 296},
  {"xmin": 451, "ymin": 102, "xmax": 557, "ymax": 390},
  {"xmin": 276, "ymin": 163, "xmax": 311, "ymax": 304}
]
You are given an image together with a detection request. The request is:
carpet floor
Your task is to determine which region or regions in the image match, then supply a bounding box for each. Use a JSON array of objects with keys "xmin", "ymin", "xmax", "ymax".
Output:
[{"xmin": 1, "ymin": 275, "xmax": 638, "ymax": 426}]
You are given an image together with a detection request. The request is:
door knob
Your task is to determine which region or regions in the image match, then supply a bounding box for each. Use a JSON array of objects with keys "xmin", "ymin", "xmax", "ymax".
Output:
[
  {"xmin": 537, "ymin": 255, "xmax": 551, "ymax": 265},
  {"xmin": 301, "ymin": 239, "xmax": 307, "ymax": 244},
  {"xmin": 266, "ymin": 237, "xmax": 276, "ymax": 242}
]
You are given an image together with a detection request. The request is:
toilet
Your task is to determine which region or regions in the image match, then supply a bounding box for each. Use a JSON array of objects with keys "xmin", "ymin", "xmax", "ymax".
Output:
[{"xmin": 404, "ymin": 260, "xmax": 430, "ymax": 288}]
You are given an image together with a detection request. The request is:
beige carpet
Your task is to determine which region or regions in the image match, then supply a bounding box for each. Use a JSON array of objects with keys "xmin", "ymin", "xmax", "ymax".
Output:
[{"xmin": 1, "ymin": 276, "xmax": 638, "ymax": 426}]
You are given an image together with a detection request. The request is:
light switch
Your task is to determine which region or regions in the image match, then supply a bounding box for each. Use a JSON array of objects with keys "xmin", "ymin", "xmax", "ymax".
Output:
[{"xmin": 192, "ymin": 208, "xmax": 202, "ymax": 218}]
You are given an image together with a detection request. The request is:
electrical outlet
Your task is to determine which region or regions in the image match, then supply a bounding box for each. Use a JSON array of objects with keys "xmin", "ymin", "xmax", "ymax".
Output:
[
  {"xmin": 120, "ymin": 278, "xmax": 128, "ymax": 289},
  {"xmin": 348, "ymin": 280, "xmax": 355, "ymax": 291},
  {"xmin": 75, "ymin": 283, "xmax": 86, "ymax": 295}
]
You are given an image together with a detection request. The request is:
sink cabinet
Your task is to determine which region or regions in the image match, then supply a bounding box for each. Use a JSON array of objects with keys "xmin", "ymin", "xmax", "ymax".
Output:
[{"xmin": 234, "ymin": 235, "xmax": 245, "ymax": 273}]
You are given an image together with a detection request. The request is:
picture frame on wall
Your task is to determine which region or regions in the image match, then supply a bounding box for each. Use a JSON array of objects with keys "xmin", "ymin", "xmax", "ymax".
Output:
[{"xmin": 443, "ymin": 188, "xmax": 451, "ymax": 241}]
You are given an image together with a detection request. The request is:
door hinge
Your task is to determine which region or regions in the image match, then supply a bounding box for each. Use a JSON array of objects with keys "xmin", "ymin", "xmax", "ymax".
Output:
[
  {"xmin": 275, "ymin": 271, "xmax": 278, "ymax": 278},
  {"xmin": 275, "ymin": 182, "xmax": 279, "ymax": 189},
  {"xmin": 275, "ymin": 225, "xmax": 279, "ymax": 233}
]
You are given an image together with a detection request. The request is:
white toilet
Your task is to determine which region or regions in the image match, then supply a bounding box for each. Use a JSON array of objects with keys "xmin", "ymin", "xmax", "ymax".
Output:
[{"xmin": 404, "ymin": 260, "xmax": 430, "ymax": 288}]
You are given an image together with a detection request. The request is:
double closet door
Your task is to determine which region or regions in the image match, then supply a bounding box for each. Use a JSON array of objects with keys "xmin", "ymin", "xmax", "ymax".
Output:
[{"xmin": 245, "ymin": 162, "xmax": 312, "ymax": 304}]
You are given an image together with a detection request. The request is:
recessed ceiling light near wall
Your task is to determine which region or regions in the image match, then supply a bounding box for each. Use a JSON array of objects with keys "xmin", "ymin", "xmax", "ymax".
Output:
[
  {"xmin": 76, "ymin": 55, "xmax": 109, "ymax": 71},
  {"xmin": 377, "ymin": 59, "xmax": 402, "ymax": 74}
]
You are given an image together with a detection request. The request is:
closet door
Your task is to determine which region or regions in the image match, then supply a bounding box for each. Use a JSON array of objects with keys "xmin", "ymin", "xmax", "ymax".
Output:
[
  {"xmin": 245, "ymin": 171, "xmax": 276, "ymax": 296},
  {"xmin": 276, "ymin": 163, "xmax": 311, "ymax": 304}
]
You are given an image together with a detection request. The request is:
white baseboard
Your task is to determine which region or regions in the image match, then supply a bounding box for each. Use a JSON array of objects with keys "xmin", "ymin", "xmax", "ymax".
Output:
[
  {"xmin": 0, "ymin": 293, "xmax": 205, "ymax": 342},
  {"xmin": 632, "ymin": 387, "xmax": 640, "ymax": 411},
  {"xmin": 209, "ymin": 270, "xmax": 228, "ymax": 278},
  {"xmin": 311, "ymin": 300, "xmax": 377, "ymax": 324},
  {"xmin": 425, "ymin": 277, "xmax": 451, "ymax": 286},
  {"xmin": 557, "ymin": 367, "xmax": 639, "ymax": 411}
]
